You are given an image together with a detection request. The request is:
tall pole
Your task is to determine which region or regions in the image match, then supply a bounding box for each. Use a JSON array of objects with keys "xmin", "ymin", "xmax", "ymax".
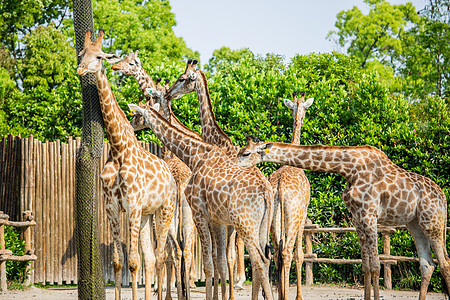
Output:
[{"xmin": 73, "ymin": 0, "xmax": 106, "ymax": 299}]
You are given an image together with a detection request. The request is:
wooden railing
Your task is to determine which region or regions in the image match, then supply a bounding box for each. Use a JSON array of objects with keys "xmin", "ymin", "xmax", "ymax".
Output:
[
  {"xmin": 0, "ymin": 211, "xmax": 36, "ymax": 290},
  {"xmin": 302, "ymin": 219, "xmax": 440, "ymax": 289}
]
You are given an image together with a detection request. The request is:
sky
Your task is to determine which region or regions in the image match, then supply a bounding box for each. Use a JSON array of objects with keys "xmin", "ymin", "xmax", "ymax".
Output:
[{"xmin": 170, "ymin": 0, "xmax": 427, "ymax": 64}]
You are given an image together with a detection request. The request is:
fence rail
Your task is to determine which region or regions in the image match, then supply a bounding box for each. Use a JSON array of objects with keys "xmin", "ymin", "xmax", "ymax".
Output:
[
  {"xmin": 0, "ymin": 134, "xmax": 443, "ymax": 289},
  {"xmin": 0, "ymin": 211, "xmax": 36, "ymax": 290}
]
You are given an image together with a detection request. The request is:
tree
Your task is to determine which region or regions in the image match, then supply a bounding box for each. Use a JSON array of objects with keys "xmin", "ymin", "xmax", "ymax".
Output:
[
  {"xmin": 22, "ymin": 24, "xmax": 76, "ymax": 91},
  {"xmin": 0, "ymin": 0, "xmax": 70, "ymax": 60},
  {"xmin": 205, "ymin": 46, "xmax": 254, "ymax": 73},
  {"xmin": 400, "ymin": 0, "xmax": 450, "ymax": 99},
  {"xmin": 327, "ymin": 0, "xmax": 419, "ymax": 68},
  {"xmin": 90, "ymin": 0, "xmax": 198, "ymax": 63}
]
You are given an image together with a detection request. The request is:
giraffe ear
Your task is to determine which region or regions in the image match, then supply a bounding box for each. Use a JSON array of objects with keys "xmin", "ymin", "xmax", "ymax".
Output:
[
  {"xmin": 283, "ymin": 99, "xmax": 294, "ymax": 110},
  {"xmin": 303, "ymin": 98, "xmax": 314, "ymax": 109},
  {"xmin": 257, "ymin": 142, "xmax": 274, "ymax": 153},
  {"xmin": 104, "ymin": 53, "xmax": 122, "ymax": 64},
  {"xmin": 152, "ymin": 103, "xmax": 161, "ymax": 112},
  {"xmin": 128, "ymin": 103, "xmax": 147, "ymax": 118}
]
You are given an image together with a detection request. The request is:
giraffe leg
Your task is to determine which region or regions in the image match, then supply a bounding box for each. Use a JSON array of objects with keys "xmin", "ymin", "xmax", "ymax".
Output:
[
  {"xmin": 182, "ymin": 197, "xmax": 195, "ymax": 299},
  {"xmin": 227, "ymin": 228, "xmax": 236, "ymax": 300},
  {"xmin": 417, "ymin": 209, "xmax": 450, "ymax": 299},
  {"xmin": 407, "ymin": 220, "xmax": 435, "ymax": 300},
  {"xmin": 194, "ymin": 216, "xmax": 214, "ymax": 300},
  {"xmin": 155, "ymin": 204, "xmax": 175, "ymax": 300},
  {"xmin": 235, "ymin": 235, "xmax": 246, "ymax": 290},
  {"xmin": 294, "ymin": 228, "xmax": 305, "ymax": 300},
  {"xmin": 128, "ymin": 203, "xmax": 143, "ymax": 300},
  {"xmin": 355, "ymin": 223, "xmax": 380, "ymax": 300},
  {"xmin": 212, "ymin": 224, "xmax": 228, "ymax": 300},
  {"xmin": 140, "ymin": 214, "xmax": 156, "ymax": 300},
  {"xmin": 210, "ymin": 224, "xmax": 220, "ymax": 300},
  {"xmin": 281, "ymin": 215, "xmax": 302, "ymax": 300},
  {"xmin": 245, "ymin": 241, "xmax": 273, "ymax": 300},
  {"xmin": 104, "ymin": 197, "xmax": 123, "ymax": 300}
]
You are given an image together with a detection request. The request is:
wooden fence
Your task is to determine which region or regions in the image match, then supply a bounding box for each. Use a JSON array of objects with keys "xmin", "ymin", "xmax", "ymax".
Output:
[
  {"xmin": 0, "ymin": 211, "xmax": 36, "ymax": 290},
  {"xmin": 0, "ymin": 134, "xmax": 440, "ymax": 289}
]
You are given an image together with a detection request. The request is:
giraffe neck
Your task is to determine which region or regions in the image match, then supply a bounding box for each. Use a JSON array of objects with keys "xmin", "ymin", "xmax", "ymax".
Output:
[
  {"xmin": 95, "ymin": 70, "xmax": 138, "ymax": 153},
  {"xmin": 290, "ymin": 109, "xmax": 303, "ymax": 145},
  {"xmin": 144, "ymin": 106, "xmax": 216, "ymax": 171},
  {"xmin": 195, "ymin": 71, "xmax": 237, "ymax": 158},
  {"xmin": 167, "ymin": 106, "xmax": 203, "ymax": 141},
  {"xmin": 265, "ymin": 143, "xmax": 388, "ymax": 180},
  {"xmin": 134, "ymin": 67, "xmax": 156, "ymax": 98}
]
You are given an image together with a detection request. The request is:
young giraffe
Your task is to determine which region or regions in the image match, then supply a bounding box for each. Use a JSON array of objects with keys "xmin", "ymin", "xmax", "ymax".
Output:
[
  {"xmin": 165, "ymin": 60, "xmax": 254, "ymax": 298},
  {"xmin": 111, "ymin": 53, "xmax": 198, "ymax": 297},
  {"xmin": 236, "ymin": 138, "xmax": 450, "ymax": 300},
  {"xmin": 239, "ymin": 92, "xmax": 313, "ymax": 300},
  {"xmin": 76, "ymin": 30, "xmax": 178, "ymax": 300},
  {"xmin": 127, "ymin": 100, "xmax": 274, "ymax": 300}
]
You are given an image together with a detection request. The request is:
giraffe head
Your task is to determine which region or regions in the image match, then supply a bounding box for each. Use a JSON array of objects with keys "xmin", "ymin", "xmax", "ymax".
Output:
[
  {"xmin": 76, "ymin": 30, "xmax": 122, "ymax": 76},
  {"xmin": 111, "ymin": 50, "xmax": 142, "ymax": 76},
  {"xmin": 128, "ymin": 103, "xmax": 162, "ymax": 131},
  {"xmin": 283, "ymin": 91, "xmax": 314, "ymax": 124},
  {"xmin": 165, "ymin": 59, "xmax": 199, "ymax": 100},
  {"xmin": 235, "ymin": 136, "xmax": 273, "ymax": 168}
]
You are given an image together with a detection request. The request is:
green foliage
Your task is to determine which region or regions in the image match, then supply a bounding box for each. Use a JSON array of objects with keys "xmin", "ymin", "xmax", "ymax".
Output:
[
  {"xmin": 327, "ymin": 0, "xmax": 419, "ymax": 68},
  {"xmin": 187, "ymin": 52, "xmax": 449, "ymax": 291},
  {"xmin": 91, "ymin": 0, "xmax": 198, "ymax": 63},
  {"xmin": 22, "ymin": 24, "xmax": 76, "ymax": 90},
  {"xmin": 3, "ymin": 226, "xmax": 29, "ymax": 284}
]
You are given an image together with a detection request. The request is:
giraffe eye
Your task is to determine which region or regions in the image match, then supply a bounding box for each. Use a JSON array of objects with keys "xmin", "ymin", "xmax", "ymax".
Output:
[
  {"xmin": 96, "ymin": 56, "xmax": 102, "ymax": 60},
  {"xmin": 242, "ymin": 152, "xmax": 251, "ymax": 157}
]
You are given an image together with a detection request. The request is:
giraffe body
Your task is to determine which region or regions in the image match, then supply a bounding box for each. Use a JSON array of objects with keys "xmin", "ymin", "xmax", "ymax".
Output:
[
  {"xmin": 256, "ymin": 92, "xmax": 313, "ymax": 300},
  {"xmin": 112, "ymin": 53, "xmax": 199, "ymax": 299},
  {"xmin": 128, "ymin": 100, "xmax": 274, "ymax": 300},
  {"xmin": 77, "ymin": 30, "xmax": 177, "ymax": 300},
  {"xmin": 237, "ymin": 141, "xmax": 450, "ymax": 300},
  {"xmin": 166, "ymin": 60, "xmax": 254, "ymax": 299}
]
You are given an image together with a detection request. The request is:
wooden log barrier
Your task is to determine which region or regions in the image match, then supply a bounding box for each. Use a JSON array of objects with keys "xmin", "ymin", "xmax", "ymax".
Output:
[{"xmin": 0, "ymin": 211, "xmax": 36, "ymax": 291}]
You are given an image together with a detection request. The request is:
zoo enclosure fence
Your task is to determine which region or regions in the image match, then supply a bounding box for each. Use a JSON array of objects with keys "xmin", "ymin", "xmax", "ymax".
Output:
[{"xmin": 0, "ymin": 134, "xmax": 445, "ymax": 288}]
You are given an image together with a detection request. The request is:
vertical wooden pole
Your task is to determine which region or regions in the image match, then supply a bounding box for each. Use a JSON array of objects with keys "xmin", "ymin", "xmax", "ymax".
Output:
[
  {"xmin": 23, "ymin": 211, "xmax": 34, "ymax": 286},
  {"xmin": 383, "ymin": 231, "xmax": 392, "ymax": 289},
  {"xmin": 304, "ymin": 219, "xmax": 313, "ymax": 285},
  {"xmin": 0, "ymin": 212, "xmax": 7, "ymax": 291}
]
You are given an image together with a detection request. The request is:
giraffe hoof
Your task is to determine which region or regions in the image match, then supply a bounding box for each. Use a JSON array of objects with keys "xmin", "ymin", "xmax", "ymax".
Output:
[{"xmin": 234, "ymin": 284, "xmax": 244, "ymax": 290}]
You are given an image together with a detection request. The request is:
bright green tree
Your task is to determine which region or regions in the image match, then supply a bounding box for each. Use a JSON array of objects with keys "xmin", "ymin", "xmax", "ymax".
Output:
[
  {"xmin": 327, "ymin": 0, "xmax": 419, "ymax": 68},
  {"xmin": 91, "ymin": 0, "xmax": 198, "ymax": 63}
]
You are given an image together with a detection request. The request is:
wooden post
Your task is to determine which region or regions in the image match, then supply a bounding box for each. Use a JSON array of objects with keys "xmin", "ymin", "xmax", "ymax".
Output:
[
  {"xmin": 382, "ymin": 231, "xmax": 392, "ymax": 289},
  {"xmin": 0, "ymin": 211, "xmax": 8, "ymax": 291},
  {"xmin": 304, "ymin": 219, "xmax": 313, "ymax": 285},
  {"xmin": 23, "ymin": 211, "xmax": 34, "ymax": 286}
]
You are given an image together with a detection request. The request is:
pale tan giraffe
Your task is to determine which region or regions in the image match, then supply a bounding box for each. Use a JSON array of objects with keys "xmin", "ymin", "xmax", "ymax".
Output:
[
  {"xmin": 127, "ymin": 100, "xmax": 274, "ymax": 300},
  {"xmin": 241, "ymin": 91, "xmax": 313, "ymax": 300},
  {"xmin": 236, "ymin": 138, "xmax": 450, "ymax": 300},
  {"xmin": 76, "ymin": 30, "xmax": 178, "ymax": 300},
  {"xmin": 112, "ymin": 54, "xmax": 198, "ymax": 298},
  {"xmin": 165, "ymin": 60, "xmax": 255, "ymax": 298}
]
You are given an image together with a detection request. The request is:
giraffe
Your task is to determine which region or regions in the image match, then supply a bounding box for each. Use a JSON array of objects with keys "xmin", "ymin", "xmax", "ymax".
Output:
[
  {"xmin": 236, "ymin": 138, "xmax": 450, "ymax": 300},
  {"xmin": 76, "ymin": 30, "xmax": 179, "ymax": 300},
  {"xmin": 238, "ymin": 91, "xmax": 313, "ymax": 300},
  {"xmin": 165, "ymin": 60, "xmax": 255, "ymax": 298},
  {"xmin": 111, "ymin": 54, "xmax": 199, "ymax": 298},
  {"xmin": 127, "ymin": 100, "xmax": 274, "ymax": 300}
]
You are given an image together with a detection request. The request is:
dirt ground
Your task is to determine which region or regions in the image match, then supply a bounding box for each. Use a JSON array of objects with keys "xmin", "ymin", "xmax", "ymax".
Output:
[{"xmin": 0, "ymin": 284, "xmax": 447, "ymax": 300}]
